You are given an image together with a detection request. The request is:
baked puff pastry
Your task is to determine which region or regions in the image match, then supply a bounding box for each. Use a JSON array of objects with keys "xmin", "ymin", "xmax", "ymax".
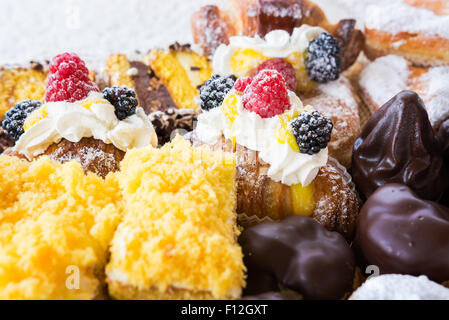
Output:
[
  {"xmin": 191, "ymin": 0, "xmax": 364, "ymax": 71},
  {"xmin": 364, "ymin": 1, "xmax": 449, "ymax": 67},
  {"xmin": 188, "ymin": 71, "xmax": 359, "ymax": 239}
]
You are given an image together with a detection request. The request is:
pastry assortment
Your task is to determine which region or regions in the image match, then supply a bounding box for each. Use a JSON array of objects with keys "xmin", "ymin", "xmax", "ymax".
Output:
[{"xmin": 0, "ymin": 0, "xmax": 448, "ymax": 300}]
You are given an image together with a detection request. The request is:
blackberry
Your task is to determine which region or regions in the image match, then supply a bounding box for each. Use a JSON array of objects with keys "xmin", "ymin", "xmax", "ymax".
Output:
[
  {"xmin": 199, "ymin": 74, "xmax": 237, "ymax": 111},
  {"xmin": 103, "ymin": 86, "xmax": 138, "ymax": 120},
  {"xmin": 1, "ymin": 100, "xmax": 42, "ymax": 141},
  {"xmin": 290, "ymin": 110, "xmax": 333, "ymax": 155},
  {"xmin": 305, "ymin": 32, "xmax": 341, "ymax": 83}
]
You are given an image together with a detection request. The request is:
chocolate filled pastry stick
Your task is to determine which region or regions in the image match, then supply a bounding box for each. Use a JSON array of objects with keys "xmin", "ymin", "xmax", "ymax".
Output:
[
  {"xmin": 189, "ymin": 71, "xmax": 359, "ymax": 239},
  {"xmin": 352, "ymin": 90, "xmax": 448, "ymax": 201},
  {"xmin": 239, "ymin": 215, "xmax": 356, "ymax": 300},
  {"xmin": 1, "ymin": 53, "xmax": 158, "ymax": 178},
  {"xmin": 191, "ymin": 0, "xmax": 364, "ymax": 71}
]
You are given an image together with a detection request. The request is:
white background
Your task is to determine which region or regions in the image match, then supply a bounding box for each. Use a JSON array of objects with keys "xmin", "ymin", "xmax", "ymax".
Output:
[{"xmin": 0, "ymin": 0, "xmax": 361, "ymax": 67}]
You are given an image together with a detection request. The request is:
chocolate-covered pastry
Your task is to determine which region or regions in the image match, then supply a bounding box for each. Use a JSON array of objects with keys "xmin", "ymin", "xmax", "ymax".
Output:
[
  {"xmin": 438, "ymin": 120, "xmax": 449, "ymax": 206},
  {"xmin": 239, "ymin": 215, "xmax": 355, "ymax": 300},
  {"xmin": 355, "ymin": 183, "xmax": 449, "ymax": 283},
  {"xmin": 352, "ymin": 90, "xmax": 447, "ymax": 201},
  {"xmin": 241, "ymin": 291, "xmax": 286, "ymax": 300},
  {"xmin": 438, "ymin": 119, "xmax": 449, "ymax": 163}
]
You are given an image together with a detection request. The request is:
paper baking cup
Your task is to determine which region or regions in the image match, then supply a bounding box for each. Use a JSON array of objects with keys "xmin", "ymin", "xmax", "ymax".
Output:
[
  {"xmin": 237, "ymin": 157, "xmax": 359, "ymax": 228},
  {"xmin": 237, "ymin": 213, "xmax": 274, "ymax": 228},
  {"xmin": 327, "ymin": 156, "xmax": 357, "ymax": 196}
]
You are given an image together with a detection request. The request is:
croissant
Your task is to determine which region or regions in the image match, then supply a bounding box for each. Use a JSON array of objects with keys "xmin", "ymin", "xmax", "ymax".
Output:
[
  {"xmin": 5, "ymin": 137, "xmax": 125, "ymax": 178},
  {"xmin": 191, "ymin": 0, "xmax": 364, "ymax": 70},
  {"xmin": 187, "ymin": 133, "xmax": 359, "ymax": 240}
]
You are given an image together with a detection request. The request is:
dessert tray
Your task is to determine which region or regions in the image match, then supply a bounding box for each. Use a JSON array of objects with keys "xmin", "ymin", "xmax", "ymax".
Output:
[{"xmin": 0, "ymin": 0, "xmax": 448, "ymax": 300}]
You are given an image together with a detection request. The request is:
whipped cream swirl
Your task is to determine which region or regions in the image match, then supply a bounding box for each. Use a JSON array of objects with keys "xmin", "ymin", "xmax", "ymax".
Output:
[
  {"xmin": 15, "ymin": 92, "xmax": 158, "ymax": 160},
  {"xmin": 213, "ymin": 25, "xmax": 325, "ymax": 77},
  {"xmin": 195, "ymin": 91, "xmax": 328, "ymax": 186}
]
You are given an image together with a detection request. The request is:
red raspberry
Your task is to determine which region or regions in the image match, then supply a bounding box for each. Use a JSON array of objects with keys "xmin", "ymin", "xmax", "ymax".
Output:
[
  {"xmin": 234, "ymin": 77, "xmax": 253, "ymax": 93},
  {"xmin": 45, "ymin": 53, "xmax": 98, "ymax": 103},
  {"xmin": 255, "ymin": 58, "xmax": 297, "ymax": 91},
  {"xmin": 242, "ymin": 70, "xmax": 291, "ymax": 118}
]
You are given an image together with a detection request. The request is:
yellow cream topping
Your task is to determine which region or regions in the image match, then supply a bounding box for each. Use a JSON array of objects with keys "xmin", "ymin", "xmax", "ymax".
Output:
[
  {"xmin": 230, "ymin": 49, "xmax": 267, "ymax": 76},
  {"xmin": 290, "ymin": 182, "xmax": 315, "ymax": 216},
  {"xmin": 23, "ymin": 104, "xmax": 48, "ymax": 131}
]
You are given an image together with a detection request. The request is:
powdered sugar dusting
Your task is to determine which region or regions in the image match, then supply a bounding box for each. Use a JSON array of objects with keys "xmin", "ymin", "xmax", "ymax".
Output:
[
  {"xmin": 262, "ymin": 3, "xmax": 302, "ymax": 19},
  {"xmin": 365, "ymin": 2, "xmax": 449, "ymax": 39},
  {"xmin": 360, "ymin": 55, "xmax": 449, "ymax": 128},
  {"xmin": 359, "ymin": 55, "xmax": 410, "ymax": 107},
  {"xmin": 414, "ymin": 66, "xmax": 449, "ymax": 128},
  {"xmin": 350, "ymin": 274, "xmax": 449, "ymax": 300}
]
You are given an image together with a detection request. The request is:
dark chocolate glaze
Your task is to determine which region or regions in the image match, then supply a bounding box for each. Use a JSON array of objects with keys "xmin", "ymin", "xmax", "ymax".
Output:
[
  {"xmin": 438, "ymin": 119, "xmax": 449, "ymax": 206},
  {"xmin": 351, "ymin": 90, "xmax": 447, "ymax": 201},
  {"xmin": 355, "ymin": 183, "xmax": 449, "ymax": 283},
  {"xmin": 438, "ymin": 119, "xmax": 449, "ymax": 163},
  {"xmin": 239, "ymin": 215, "xmax": 355, "ymax": 300},
  {"xmin": 241, "ymin": 291, "xmax": 286, "ymax": 300},
  {"xmin": 129, "ymin": 61, "xmax": 177, "ymax": 114}
]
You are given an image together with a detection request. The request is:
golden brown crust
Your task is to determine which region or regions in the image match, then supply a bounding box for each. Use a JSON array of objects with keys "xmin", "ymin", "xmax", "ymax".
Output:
[
  {"xmin": 300, "ymin": 76, "xmax": 361, "ymax": 168},
  {"xmin": 364, "ymin": 29, "xmax": 449, "ymax": 67},
  {"xmin": 191, "ymin": 5, "xmax": 232, "ymax": 57},
  {"xmin": 188, "ymin": 134, "xmax": 359, "ymax": 239},
  {"xmin": 42, "ymin": 137, "xmax": 125, "ymax": 178},
  {"xmin": 6, "ymin": 138, "xmax": 125, "ymax": 178}
]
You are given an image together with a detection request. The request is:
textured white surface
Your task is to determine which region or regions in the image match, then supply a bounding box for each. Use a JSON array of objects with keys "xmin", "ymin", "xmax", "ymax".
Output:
[
  {"xmin": 0, "ymin": 0, "xmax": 223, "ymax": 67},
  {"xmin": 0, "ymin": 0, "xmax": 365, "ymax": 68},
  {"xmin": 350, "ymin": 274, "xmax": 449, "ymax": 300}
]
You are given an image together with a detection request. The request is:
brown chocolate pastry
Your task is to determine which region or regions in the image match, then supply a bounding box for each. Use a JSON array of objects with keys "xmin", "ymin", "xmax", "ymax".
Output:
[
  {"xmin": 438, "ymin": 120, "xmax": 449, "ymax": 206},
  {"xmin": 438, "ymin": 119, "xmax": 449, "ymax": 162},
  {"xmin": 352, "ymin": 90, "xmax": 448, "ymax": 201},
  {"xmin": 129, "ymin": 61, "xmax": 177, "ymax": 114},
  {"xmin": 239, "ymin": 215, "xmax": 355, "ymax": 300},
  {"xmin": 0, "ymin": 128, "xmax": 14, "ymax": 154},
  {"xmin": 241, "ymin": 291, "xmax": 287, "ymax": 300},
  {"xmin": 355, "ymin": 183, "xmax": 449, "ymax": 283},
  {"xmin": 149, "ymin": 108, "xmax": 200, "ymax": 146}
]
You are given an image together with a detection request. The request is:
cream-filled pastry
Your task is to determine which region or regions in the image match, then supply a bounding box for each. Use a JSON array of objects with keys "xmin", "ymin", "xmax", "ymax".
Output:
[{"xmin": 189, "ymin": 70, "xmax": 358, "ymax": 239}]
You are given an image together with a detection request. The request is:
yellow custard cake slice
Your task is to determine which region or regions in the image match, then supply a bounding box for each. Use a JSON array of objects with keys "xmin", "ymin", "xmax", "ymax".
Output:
[
  {"xmin": 0, "ymin": 64, "xmax": 47, "ymax": 119},
  {"xmin": 0, "ymin": 156, "xmax": 122, "ymax": 299},
  {"xmin": 106, "ymin": 136, "xmax": 245, "ymax": 299},
  {"xmin": 146, "ymin": 44, "xmax": 213, "ymax": 110}
]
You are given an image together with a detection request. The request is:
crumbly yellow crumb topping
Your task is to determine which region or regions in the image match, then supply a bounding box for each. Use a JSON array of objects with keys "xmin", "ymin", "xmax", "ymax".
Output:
[
  {"xmin": 0, "ymin": 137, "xmax": 244, "ymax": 299},
  {"xmin": 147, "ymin": 49, "xmax": 212, "ymax": 109},
  {"xmin": 0, "ymin": 156, "xmax": 122, "ymax": 299},
  {"xmin": 0, "ymin": 68, "xmax": 47, "ymax": 118},
  {"xmin": 106, "ymin": 136, "xmax": 244, "ymax": 299}
]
